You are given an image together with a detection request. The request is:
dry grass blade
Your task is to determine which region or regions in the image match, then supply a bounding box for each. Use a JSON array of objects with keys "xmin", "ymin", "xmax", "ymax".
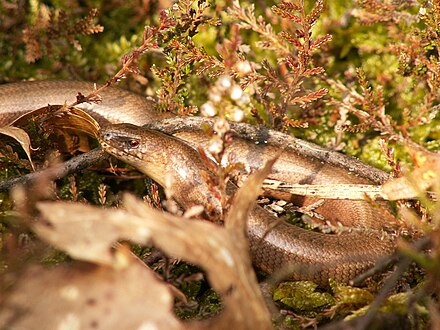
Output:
[
  {"xmin": 382, "ymin": 152, "xmax": 440, "ymax": 201},
  {"xmin": 263, "ymin": 179, "xmax": 386, "ymax": 201}
]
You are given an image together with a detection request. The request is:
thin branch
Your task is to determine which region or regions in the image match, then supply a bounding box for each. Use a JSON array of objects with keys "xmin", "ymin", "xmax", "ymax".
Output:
[
  {"xmin": 0, "ymin": 149, "xmax": 108, "ymax": 191},
  {"xmin": 146, "ymin": 117, "xmax": 391, "ymax": 184}
]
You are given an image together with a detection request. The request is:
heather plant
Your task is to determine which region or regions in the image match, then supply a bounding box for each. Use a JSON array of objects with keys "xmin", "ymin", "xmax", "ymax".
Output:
[{"xmin": 327, "ymin": 1, "xmax": 440, "ymax": 152}]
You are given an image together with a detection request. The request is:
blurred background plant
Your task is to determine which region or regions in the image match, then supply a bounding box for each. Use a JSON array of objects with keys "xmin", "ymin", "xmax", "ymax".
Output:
[{"xmin": 2, "ymin": 0, "xmax": 439, "ymax": 164}]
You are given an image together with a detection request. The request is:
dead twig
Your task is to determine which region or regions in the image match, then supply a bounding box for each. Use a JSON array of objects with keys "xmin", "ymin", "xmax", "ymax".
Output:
[{"xmin": 0, "ymin": 149, "xmax": 108, "ymax": 191}]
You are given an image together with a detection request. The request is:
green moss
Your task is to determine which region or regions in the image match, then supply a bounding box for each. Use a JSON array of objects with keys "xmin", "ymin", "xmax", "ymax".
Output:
[
  {"xmin": 274, "ymin": 281, "xmax": 335, "ymax": 313},
  {"xmin": 346, "ymin": 136, "xmax": 391, "ymax": 170},
  {"xmin": 331, "ymin": 281, "xmax": 374, "ymax": 306}
]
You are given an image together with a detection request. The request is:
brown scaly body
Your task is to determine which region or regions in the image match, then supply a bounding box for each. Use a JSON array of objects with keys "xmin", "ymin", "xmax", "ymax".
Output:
[{"xmin": 0, "ymin": 80, "xmax": 397, "ymax": 285}]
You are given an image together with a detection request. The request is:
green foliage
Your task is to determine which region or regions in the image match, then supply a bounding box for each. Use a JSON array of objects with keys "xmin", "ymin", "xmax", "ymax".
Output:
[
  {"xmin": 172, "ymin": 263, "xmax": 223, "ymax": 320},
  {"xmin": 3, "ymin": 0, "xmax": 437, "ymax": 155}
]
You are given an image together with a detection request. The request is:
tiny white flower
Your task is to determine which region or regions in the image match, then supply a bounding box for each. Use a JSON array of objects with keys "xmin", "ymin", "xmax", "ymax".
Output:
[
  {"xmin": 236, "ymin": 61, "xmax": 252, "ymax": 74},
  {"xmin": 201, "ymin": 102, "xmax": 217, "ymax": 117},
  {"xmin": 213, "ymin": 118, "xmax": 230, "ymax": 134},
  {"xmin": 209, "ymin": 90, "xmax": 222, "ymax": 103},
  {"xmin": 208, "ymin": 138, "xmax": 223, "ymax": 155},
  {"xmin": 218, "ymin": 75, "xmax": 232, "ymax": 90},
  {"xmin": 267, "ymin": 92, "xmax": 275, "ymax": 99},
  {"xmin": 238, "ymin": 92, "xmax": 250, "ymax": 105},
  {"xmin": 231, "ymin": 107, "xmax": 244, "ymax": 122},
  {"xmin": 230, "ymin": 85, "xmax": 243, "ymax": 101}
]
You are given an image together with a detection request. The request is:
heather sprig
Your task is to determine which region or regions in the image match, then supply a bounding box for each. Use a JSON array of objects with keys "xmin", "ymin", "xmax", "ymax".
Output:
[
  {"xmin": 329, "ymin": 1, "xmax": 440, "ymax": 154},
  {"xmin": 229, "ymin": 0, "xmax": 331, "ymax": 130},
  {"xmin": 23, "ymin": 8, "xmax": 103, "ymax": 63},
  {"xmin": 151, "ymin": 0, "xmax": 222, "ymax": 115}
]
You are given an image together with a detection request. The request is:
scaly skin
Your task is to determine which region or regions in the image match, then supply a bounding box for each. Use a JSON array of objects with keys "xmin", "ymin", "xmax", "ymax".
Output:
[
  {"xmin": 0, "ymin": 80, "xmax": 397, "ymax": 285},
  {"xmin": 98, "ymin": 123, "xmax": 396, "ymax": 285}
]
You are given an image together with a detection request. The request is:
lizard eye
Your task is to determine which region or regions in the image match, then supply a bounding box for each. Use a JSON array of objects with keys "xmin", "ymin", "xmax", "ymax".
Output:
[{"xmin": 128, "ymin": 139, "xmax": 140, "ymax": 148}]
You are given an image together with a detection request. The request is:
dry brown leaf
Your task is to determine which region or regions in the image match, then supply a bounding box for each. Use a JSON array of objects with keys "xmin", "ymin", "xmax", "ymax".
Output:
[
  {"xmin": 35, "ymin": 197, "xmax": 257, "ymax": 294},
  {"xmin": 6, "ymin": 104, "xmax": 100, "ymax": 135},
  {"xmin": 0, "ymin": 251, "xmax": 181, "ymax": 330},
  {"xmin": 18, "ymin": 104, "xmax": 99, "ymax": 140},
  {"xmin": 34, "ymin": 190, "xmax": 273, "ymax": 328},
  {"xmin": 46, "ymin": 106, "xmax": 101, "ymax": 138},
  {"xmin": 122, "ymin": 195, "xmax": 273, "ymax": 329},
  {"xmin": 44, "ymin": 106, "xmax": 101, "ymax": 152},
  {"xmin": 32, "ymin": 151, "xmax": 280, "ymax": 329},
  {"xmin": 3, "ymin": 105, "xmax": 100, "ymax": 157},
  {"xmin": 0, "ymin": 126, "xmax": 35, "ymax": 170},
  {"xmin": 382, "ymin": 152, "xmax": 440, "ymax": 200},
  {"xmin": 34, "ymin": 203, "xmax": 154, "ymax": 266}
]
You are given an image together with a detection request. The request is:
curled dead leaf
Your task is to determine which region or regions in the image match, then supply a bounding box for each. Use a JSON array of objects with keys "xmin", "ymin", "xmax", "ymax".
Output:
[
  {"xmin": 0, "ymin": 126, "xmax": 35, "ymax": 170},
  {"xmin": 45, "ymin": 106, "xmax": 101, "ymax": 138},
  {"xmin": 7, "ymin": 105, "xmax": 101, "ymax": 154}
]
